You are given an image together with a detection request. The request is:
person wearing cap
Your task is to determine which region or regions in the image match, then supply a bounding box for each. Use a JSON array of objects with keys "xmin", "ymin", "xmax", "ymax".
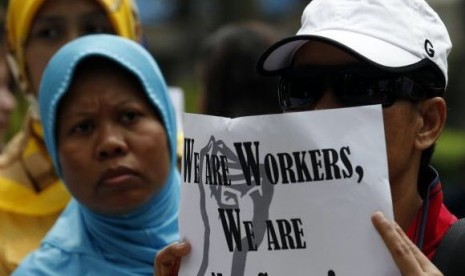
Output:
[
  {"xmin": 12, "ymin": 33, "xmax": 180, "ymax": 275},
  {"xmin": 0, "ymin": 0, "xmax": 141, "ymax": 273},
  {"xmin": 154, "ymin": 0, "xmax": 460, "ymax": 275}
]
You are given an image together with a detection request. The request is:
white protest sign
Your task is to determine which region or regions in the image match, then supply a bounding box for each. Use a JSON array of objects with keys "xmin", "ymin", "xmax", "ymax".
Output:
[{"xmin": 179, "ymin": 105, "xmax": 399, "ymax": 276}]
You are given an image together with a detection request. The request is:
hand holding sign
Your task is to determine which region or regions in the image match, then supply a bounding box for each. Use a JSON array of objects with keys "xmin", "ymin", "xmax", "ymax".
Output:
[
  {"xmin": 155, "ymin": 104, "xmax": 441, "ymax": 276},
  {"xmin": 372, "ymin": 212, "xmax": 444, "ymax": 276},
  {"xmin": 155, "ymin": 242, "xmax": 191, "ymax": 276},
  {"xmin": 154, "ymin": 219, "xmax": 443, "ymax": 276}
]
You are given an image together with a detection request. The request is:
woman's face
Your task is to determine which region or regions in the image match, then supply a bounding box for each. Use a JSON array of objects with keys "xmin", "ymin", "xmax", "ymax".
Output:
[
  {"xmin": 25, "ymin": 0, "xmax": 115, "ymax": 94},
  {"xmin": 57, "ymin": 66, "xmax": 171, "ymax": 216}
]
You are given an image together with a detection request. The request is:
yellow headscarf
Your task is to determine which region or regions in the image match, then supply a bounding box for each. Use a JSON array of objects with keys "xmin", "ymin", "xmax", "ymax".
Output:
[{"xmin": 6, "ymin": 0, "xmax": 140, "ymax": 94}]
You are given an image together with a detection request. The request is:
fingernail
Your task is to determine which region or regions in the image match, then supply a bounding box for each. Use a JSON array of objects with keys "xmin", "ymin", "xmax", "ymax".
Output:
[
  {"xmin": 372, "ymin": 211, "xmax": 387, "ymax": 222},
  {"xmin": 373, "ymin": 211, "xmax": 384, "ymax": 218}
]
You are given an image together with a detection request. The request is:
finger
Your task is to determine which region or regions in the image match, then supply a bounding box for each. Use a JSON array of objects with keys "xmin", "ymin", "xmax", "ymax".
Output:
[
  {"xmin": 372, "ymin": 212, "xmax": 423, "ymax": 275},
  {"xmin": 393, "ymin": 222, "xmax": 443, "ymax": 275},
  {"xmin": 158, "ymin": 241, "xmax": 191, "ymax": 263},
  {"xmin": 155, "ymin": 241, "xmax": 191, "ymax": 276}
]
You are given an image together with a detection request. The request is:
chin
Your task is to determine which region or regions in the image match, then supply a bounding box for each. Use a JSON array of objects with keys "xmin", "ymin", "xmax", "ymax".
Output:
[{"xmin": 92, "ymin": 195, "xmax": 152, "ymax": 216}]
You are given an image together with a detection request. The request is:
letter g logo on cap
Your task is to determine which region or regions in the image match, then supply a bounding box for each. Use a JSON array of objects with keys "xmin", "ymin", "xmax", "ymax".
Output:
[{"xmin": 424, "ymin": 39, "xmax": 435, "ymax": 58}]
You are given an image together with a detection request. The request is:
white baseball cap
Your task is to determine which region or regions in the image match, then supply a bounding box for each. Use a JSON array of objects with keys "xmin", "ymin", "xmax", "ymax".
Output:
[{"xmin": 257, "ymin": 0, "xmax": 452, "ymax": 89}]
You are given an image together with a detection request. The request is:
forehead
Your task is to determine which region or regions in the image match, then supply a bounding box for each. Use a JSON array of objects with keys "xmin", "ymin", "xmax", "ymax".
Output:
[
  {"xmin": 293, "ymin": 40, "xmax": 360, "ymax": 66},
  {"xmin": 34, "ymin": 0, "xmax": 107, "ymax": 19},
  {"xmin": 61, "ymin": 60, "xmax": 149, "ymax": 108}
]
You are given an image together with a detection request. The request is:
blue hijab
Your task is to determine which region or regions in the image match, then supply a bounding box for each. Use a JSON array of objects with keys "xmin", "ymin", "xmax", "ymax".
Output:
[{"xmin": 13, "ymin": 34, "xmax": 180, "ymax": 276}]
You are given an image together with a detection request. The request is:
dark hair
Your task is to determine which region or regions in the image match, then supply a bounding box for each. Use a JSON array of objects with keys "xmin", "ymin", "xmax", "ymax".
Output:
[
  {"xmin": 420, "ymin": 144, "xmax": 435, "ymax": 167},
  {"xmin": 68, "ymin": 56, "xmax": 145, "ymax": 96},
  {"xmin": 197, "ymin": 21, "xmax": 282, "ymax": 118}
]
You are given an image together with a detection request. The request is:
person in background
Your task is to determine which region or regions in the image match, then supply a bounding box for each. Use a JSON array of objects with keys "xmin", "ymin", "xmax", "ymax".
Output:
[
  {"xmin": 0, "ymin": 0, "xmax": 140, "ymax": 273},
  {"xmin": 197, "ymin": 21, "xmax": 281, "ymax": 117},
  {"xmin": 154, "ymin": 0, "xmax": 460, "ymax": 275},
  {"xmin": 13, "ymin": 34, "xmax": 179, "ymax": 275},
  {"xmin": 0, "ymin": 4, "xmax": 16, "ymax": 148}
]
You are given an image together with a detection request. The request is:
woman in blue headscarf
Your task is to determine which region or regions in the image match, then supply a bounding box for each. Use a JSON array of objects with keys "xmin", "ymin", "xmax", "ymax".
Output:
[{"xmin": 13, "ymin": 34, "xmax": 180, "ymax": 276}]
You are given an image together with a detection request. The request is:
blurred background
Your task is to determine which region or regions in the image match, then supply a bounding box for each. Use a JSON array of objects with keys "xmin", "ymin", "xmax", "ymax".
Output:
[{"xmin": 2, "ymin": 0, "xmax": 465, "ymax": 217}]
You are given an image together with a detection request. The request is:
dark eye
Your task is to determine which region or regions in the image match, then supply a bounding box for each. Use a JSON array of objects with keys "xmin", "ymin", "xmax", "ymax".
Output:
[
  {"xmin": 83, "ymin": 23, "xmax": 113, "ymax": 35},
  {"xmin": 121, "ymin": 110, "xmax": 142, "ymax": 124},
  {"xmin": 70, "ymin": 120, "xmax": 94, "ymax": 136},
  {"xmin": 32, "ymin": 26, "xmax": 63, "ymax": 41}
]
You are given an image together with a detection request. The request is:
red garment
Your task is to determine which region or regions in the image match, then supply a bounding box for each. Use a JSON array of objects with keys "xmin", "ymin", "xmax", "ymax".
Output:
[{"xmin": 406, "ymin": 166, "xmax": 457, "ymax": 260}]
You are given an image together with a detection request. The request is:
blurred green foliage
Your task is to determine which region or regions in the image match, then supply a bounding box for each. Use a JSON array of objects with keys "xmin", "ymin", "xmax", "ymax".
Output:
[
  {"xmin": 178, "ymin": 75, "xmax": 201, "ymax": 114},
  {"xmin": 435, "ymin": 129, "xmax": 465, "ymax": 165},
  {"xmin": 433, "ymin": 128, "xmax": 465, "ymax": 187},
  {"xmin": 3, "ymin": 91, "xmax": 28, "ymax": 142}
]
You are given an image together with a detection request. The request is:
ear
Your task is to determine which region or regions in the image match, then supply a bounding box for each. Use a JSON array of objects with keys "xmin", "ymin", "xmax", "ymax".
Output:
[{"xmin": 415, "ymin": 97, "xmax": 447, "ymax": 150}]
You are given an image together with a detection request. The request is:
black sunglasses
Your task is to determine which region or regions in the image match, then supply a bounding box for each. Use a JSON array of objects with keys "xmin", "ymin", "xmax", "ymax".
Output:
[{"xmin": 278, "ymin": 65, "xmax": 443, "ymax": 111}]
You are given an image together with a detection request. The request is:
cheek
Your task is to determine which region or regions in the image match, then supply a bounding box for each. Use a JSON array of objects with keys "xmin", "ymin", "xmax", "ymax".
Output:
[
  {"xmin": 25, "ymin": 46, "xmax": 61, "ymax": 94},
  {"xmin": 382, "ymin": 105, "xmax": 420, "ymax": 176},
  {"xmin": 58, "ymin": 143, "xmax": 94, "ymax": 197},
  {"xmin": 139, "ymin": 128, "xmax": 171, "ymax": 187}
]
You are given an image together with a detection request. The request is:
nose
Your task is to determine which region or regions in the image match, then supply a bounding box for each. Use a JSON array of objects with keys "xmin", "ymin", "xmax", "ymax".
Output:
[
  {"xmin": 96, "ymin": 124, "xmax": 128, "ymax": 160},
  {"xmin": 312, "ymin": 89, "xmax": 344, "ymax": 110},
  {"xmin": 65, "ymin": 26, "xmax": 81, "ymax": 42}
]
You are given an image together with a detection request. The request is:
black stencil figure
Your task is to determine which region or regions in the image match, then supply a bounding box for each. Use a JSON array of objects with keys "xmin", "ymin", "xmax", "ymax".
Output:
[
  {"xmin": 328, "ymin": 270, "xmax": 336, "ymax": 276},
  {"xmin": 197, "ymin": 136, "xmax": 275, "ymax": 276}
]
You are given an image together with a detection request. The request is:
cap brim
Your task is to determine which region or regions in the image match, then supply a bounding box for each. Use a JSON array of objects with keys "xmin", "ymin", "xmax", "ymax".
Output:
[{"xmin": 258, "ymin": 29, "xmax": 424, "ymax": 74}]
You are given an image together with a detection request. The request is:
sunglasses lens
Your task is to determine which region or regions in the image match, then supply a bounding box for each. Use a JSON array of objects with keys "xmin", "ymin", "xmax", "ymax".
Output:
[
  {"xmin": 337, "ymin": 75, "xmax": 395, "ymax": 107},
  {"xmin": 278, "ymin": 76, "xmax": 325, "ymax": 110},
  {"xmin": 278, "ymin": 65, "xmax": 426, "ymax": 110}
]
